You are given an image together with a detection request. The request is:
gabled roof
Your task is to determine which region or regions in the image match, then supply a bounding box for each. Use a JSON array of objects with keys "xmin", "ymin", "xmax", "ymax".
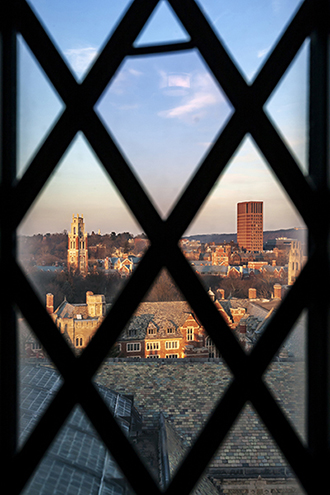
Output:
[
  {"xmin": 121, "ymin": 301, "xmax": 191, "ymax": 340},
  {"xmin": 54, "ymin": 300, "xmax": 89, "ymax": 319}
]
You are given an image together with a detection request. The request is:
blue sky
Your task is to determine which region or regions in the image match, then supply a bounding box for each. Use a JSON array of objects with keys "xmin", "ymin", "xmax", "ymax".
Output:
[{"xmin": 18, "ymin": 0, "xmax": 307, "ymax": 236}]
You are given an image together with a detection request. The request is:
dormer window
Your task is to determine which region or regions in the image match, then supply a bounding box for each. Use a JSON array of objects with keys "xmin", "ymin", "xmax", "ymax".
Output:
[
  {"xmin": 167, "ymin": 328, "xmax": 174, "ymax": 334},
  {"xmin": 128, "ymin": 329, "xmax": 137, "ymax": 337}
]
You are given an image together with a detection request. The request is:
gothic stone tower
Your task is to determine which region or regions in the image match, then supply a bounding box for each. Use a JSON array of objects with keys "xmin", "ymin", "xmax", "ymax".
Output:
[
  {"xmin": 67, "ymin": 214, "xmax": 88, "ymax": 275},
  {"xmin": 288, "ymin": 240, "xmax": 303, "ymax": 285}
]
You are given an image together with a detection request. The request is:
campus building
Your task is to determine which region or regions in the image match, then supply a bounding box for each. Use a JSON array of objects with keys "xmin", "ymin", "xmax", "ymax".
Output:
[
  {"xmin": 48, "ymin": 291, "xmax": 106, "ymax": 351},
  {"xmin": 36, "ymin": 290, "xmax": 283, "ymax": 358},
  {"xmin": 237, "ymin": 201, "xmax": 263, "ymax": 252}
]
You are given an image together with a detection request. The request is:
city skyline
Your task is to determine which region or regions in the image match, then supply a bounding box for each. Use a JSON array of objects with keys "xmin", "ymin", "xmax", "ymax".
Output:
[{"xmin": 18, "ymin": 0, "xmax": 307, "ymax": 236}]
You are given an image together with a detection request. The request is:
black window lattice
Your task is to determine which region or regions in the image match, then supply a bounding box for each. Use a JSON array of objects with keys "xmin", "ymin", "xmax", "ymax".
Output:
[{"xmin": 1, "ymin": 0, "xmax": 329, "ymax": 494}]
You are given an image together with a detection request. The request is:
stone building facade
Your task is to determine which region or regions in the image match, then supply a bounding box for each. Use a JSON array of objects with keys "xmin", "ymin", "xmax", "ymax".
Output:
[
  {"xmin": 288, "ymin": 240, "xmax": 303, "ymax": 285},
  {"xmin": 41, "ymin": 291, "xmax": 283, "ymax": 359},
  {"xmin": 48, "ymin": 291, "xmax": 106, "ymax": 352},
  {"xmin": 211, "ymin": 245, "xmax": 230, "ymax": 266}
]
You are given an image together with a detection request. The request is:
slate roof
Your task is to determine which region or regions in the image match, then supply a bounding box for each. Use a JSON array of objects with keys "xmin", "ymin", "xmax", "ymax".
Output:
[
  {"xmin": 19, "ymin": 363, "xmax": 221, "ymax": 494},
  {"xmin": 54, "ymin": 300, "xmax": 90, "ymax": 319},
  {"xmin": 122, "ymin": 301, "xmax": 192, "ymax": 340},
  {"xmin": 20, "ymin": 364, "xmax": 142, "ymax": 495},
  {"xmin": 36, "ymin": 265, "xmax": 64, "ymax": 272}
]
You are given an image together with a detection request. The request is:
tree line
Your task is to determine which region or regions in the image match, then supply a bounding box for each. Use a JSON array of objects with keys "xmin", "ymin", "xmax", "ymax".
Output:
[{"xmin": 18, "ymin": 231, "xmax": 148, "ymax": 269}]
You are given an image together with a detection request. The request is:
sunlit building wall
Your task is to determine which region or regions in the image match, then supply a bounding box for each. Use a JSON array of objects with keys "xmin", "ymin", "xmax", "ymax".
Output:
[{"xmin": 237, "ymin": 201, "xmax": 263, "ymax": 252}]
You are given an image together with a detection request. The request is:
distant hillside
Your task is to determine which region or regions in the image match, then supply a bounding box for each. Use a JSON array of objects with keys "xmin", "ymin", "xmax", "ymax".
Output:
[
  {"xmin": 184, "ymin": 228, "xmax": 307, "ymax": 245},
  {"xmin": 263, "ymin": 228, "xmax": 307, "ymax": 243}
]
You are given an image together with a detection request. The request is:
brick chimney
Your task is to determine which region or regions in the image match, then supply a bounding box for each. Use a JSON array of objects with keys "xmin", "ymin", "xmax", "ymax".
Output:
[
  {"xmin": 46, "ymin": 293, "xmax": 54, "ymax": 314},
  {"xmin": 273, "ymin": 284, "xmax": 282, "ymax": 299},
  {"xmin": 238, "ymin": 319, "xmax": 247, "ymax": 351},
  {"xmin": 249, "ymin": 288, "xmax": 257, "ymax": 299},
  {"xmin": 238, "ymin": 320, "xmax": 246, "ymax": 335}
]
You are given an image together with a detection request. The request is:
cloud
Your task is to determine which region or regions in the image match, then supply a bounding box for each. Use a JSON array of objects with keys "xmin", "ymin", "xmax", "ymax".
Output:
[
  {"xmin": 64, "ymin": 46, "xmax": 98, "ymax": 77},
  {"xmin": 158, "ymin": 72, "xmax": 225, "ymax": 121},
  {"xmin": 159, "ymin": 71, "xmax": 191, "ymax": 89},
  {"xmin": 160, "ymin": 92, "xmax": 218, "ymax": 118},
  {"xmin": 128, "ymin": 68, "xmax": 143, "ymax": 77},
  {"xmin": 107, "ymin": 67, "xmax": 144, "ymax": 95}
]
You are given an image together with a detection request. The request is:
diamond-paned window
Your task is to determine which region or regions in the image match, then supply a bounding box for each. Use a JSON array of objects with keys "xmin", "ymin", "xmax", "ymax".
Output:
[{"xmin": 1, "ymin": 1, "xmax": 329, "ymax": 494}]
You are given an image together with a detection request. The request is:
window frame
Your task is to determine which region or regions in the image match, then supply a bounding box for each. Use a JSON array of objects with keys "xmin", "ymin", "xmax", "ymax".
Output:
[
  {"xmin": 146, "ymin": 341, "xmax": 160, "ymax": 351},
  {"xmin": 165, "ymin": 340, "xmax": 179, "ymax": 350},
  {"xmin": 1, "ymin": 1, "xmax": 329, "ymax": 494},
  {"xmin": 127, "ymin": 342, "xmax": 141, "ymax": 352}
]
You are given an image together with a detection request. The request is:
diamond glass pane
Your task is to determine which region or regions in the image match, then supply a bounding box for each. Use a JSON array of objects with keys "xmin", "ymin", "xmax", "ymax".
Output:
[
  {"xmin": 196, "ymin": 0, "xmax": 305, "ymax": 81},
  {"xmin": 18, "ymin": 34, "xmax": 64, "ymax": 178},
  {"xmin": 26, "ymin": 0, "xmax": 134, "ymax": 80},
  {"xmin": 265, "ymin": 39, "xmax": 309, "ymax": 174},
  {"xmin": 96, "ymin": 51, "xmax": 232, "ymax": 219}
]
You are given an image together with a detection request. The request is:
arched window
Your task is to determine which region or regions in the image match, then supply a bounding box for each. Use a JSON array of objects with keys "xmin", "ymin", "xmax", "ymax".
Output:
[{"xmin": 205, "ymin": 336, "xmax": 220, "ymax": 359}]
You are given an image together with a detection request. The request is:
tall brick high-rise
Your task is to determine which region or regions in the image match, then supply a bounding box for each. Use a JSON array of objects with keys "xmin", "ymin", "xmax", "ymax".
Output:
[
  {"xmin": 237, "ymin": 201, "xmax": 263, "ymax": 252},
  {"xmin": 67, "ymin": 214, "xmax": 88, "ymax": 274}
]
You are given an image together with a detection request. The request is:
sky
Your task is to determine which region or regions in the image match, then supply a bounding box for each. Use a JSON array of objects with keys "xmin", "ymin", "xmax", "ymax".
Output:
[{"xmin": 17, "ymin": 0, "xmax": 308, "ymax": 237}]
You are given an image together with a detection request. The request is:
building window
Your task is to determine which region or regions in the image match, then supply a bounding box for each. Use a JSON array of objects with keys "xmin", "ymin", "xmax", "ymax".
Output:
[
  {"xmin": 75, "ymin": 337, "xmax": 83, "ymax": 347},
  {"xmin": 32, "ymin": 342, "xmax": 42, "ymax": 350},
  {"xmin": 187, "ymin": 328, "xmax": 194, "ymax": 341},
  {"xmin": 128, "ymin": 329, "xmax": 137, "ymax": 337},
  {"xmin": 146, "ymin": 341, "xmax": 160, "ymax": 351},
  {"xmin": 166, "ymin": 354, "xmax": 179, "ymax": 359},
  {"xmin": 167, "ymin": 328, "xmax": 174, "ymax": 333},
  {"xmin": 165, "ymin": 341, "xmax": 179, "ymax": 349},
  {"xmin": 147, "ymin": 355, "xmax": 159, "ymax": 359},
  {"xmin": 205, "ymin": 336, "xmax": 220, "ymax": 358},
  {"xmin": 127, "ymin": 343, "xmax": 141, "ymax": 352},
  {"xmin": 148, "ymin": 327, "xmax": 156, "ymax": 335}
]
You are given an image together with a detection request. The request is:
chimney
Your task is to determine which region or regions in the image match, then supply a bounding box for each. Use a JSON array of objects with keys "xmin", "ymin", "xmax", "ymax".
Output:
[
  {"xmin": 239, "ymin": 320, "xmax": 246, "ymax": 335},
  {"xmin": 207, "ymin": 288, "xmax": 215, "ymax": 301},
  {"xmin": 249, "ymin": 288, "xmax": 257, "ymax": 299},
  {"xmin": 273, "ymin": 284, "xmax": 282, "ymax": 299},
  {"xmin": 46, "ymin": 293, "xmax": 54, "ymax": 314},
  {"xmin": 86, "ymin": 291, "xmax": 93, "ymax": 303},
  {"xmin": 217, "ymin": 288, "xmax": 225, "ymax": 300},
  {"xmin": 238, "ymin": 320, "xmax": 247, "ymax": 351}
]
